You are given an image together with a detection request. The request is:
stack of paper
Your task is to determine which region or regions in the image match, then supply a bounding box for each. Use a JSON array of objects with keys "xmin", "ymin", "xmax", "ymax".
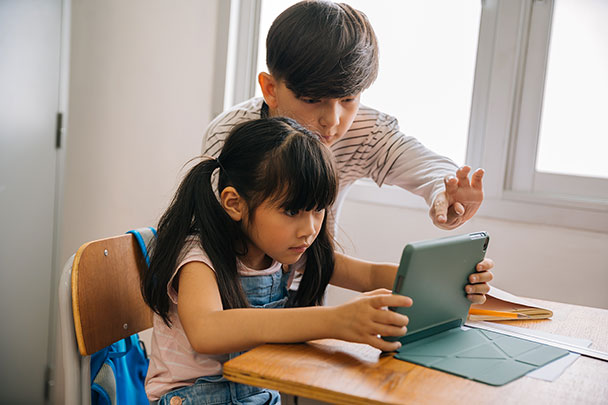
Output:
[{"xmin": 468, "ymin": 286, "xmax": 553, "ymax": 321}]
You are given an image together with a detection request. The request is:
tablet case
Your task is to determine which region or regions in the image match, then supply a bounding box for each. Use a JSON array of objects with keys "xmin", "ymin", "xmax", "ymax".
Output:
[{"xmin": 389, "ymin": 232, "xmax": 569, "ymax": 386}]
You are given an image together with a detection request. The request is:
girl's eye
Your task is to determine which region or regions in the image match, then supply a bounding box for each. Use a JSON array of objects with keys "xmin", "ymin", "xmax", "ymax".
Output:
[
  {"xmin": 315, "ymin": 207, "xmax": 325, "ymax": 213},
  {"xmin": 285, "ymin": 209, "xmax": 299, "ymax": 217}
]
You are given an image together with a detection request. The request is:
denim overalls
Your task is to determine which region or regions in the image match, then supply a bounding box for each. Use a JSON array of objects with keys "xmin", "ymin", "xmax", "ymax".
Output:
[{"xmin": 158, "ymin": 267, "xmax": 290, "ymax": 405}]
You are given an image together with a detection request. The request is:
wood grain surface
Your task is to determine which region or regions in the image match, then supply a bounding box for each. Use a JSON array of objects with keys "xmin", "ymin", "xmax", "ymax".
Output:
[
  {"xmin": 72, "ymin": 234, "xmax": 153, "ymax": 355},
  {"xmin": 223, "ymin": 299, "xmax": 608, "ymax": 404}
]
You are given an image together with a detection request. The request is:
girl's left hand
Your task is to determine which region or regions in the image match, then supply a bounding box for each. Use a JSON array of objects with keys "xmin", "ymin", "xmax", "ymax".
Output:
[{"xmin": 465, "ymin": 258, "xmax": 494, "ymax": 304}]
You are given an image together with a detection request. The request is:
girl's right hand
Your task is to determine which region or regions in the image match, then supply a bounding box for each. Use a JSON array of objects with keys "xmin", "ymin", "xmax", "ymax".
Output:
[{"xmin": 330, "ymin": 288, "xmax": 413, "ymax": 352}]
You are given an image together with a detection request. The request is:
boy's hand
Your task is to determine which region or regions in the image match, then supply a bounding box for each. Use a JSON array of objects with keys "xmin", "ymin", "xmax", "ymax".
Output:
[
  {"xmin": 430, "ymin": 166, "xmax": 484, "ymax": 230},
  {"xmin": 466, "ymin": 258, "xmax": 494, "ymax": 304}
]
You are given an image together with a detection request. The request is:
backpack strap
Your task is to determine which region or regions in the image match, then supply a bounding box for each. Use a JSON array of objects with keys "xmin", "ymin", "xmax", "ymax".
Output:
[{"xmin": 126, "ymin": 227, "xmax": 157, "ymax": 267}]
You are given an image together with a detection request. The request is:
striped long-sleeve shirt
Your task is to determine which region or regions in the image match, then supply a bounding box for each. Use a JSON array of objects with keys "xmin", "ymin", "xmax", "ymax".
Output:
[{"xmin": 202, "ymin": 97, "xmax": 459, "ymax": 233}]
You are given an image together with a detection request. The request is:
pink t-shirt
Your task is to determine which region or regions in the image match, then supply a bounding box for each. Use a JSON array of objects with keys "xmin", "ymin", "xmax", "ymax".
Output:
[{"xmin": 144, "ymin": 237, "xmax": 285, "ymax": 400}]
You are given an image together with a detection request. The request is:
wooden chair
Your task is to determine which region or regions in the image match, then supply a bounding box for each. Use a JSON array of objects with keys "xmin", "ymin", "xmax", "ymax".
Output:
[{"xmin": 59, "ymin": 230, "xmax": 154, "ymax": 405}]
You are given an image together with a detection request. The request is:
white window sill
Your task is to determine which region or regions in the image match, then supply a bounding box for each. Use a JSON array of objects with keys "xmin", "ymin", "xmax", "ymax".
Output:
[{"xmin": 346, "ymin": 179, "xmax": 608, "ymax": 234}]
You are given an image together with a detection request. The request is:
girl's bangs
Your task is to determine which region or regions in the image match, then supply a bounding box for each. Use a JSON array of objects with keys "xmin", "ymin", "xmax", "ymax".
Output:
[
  {"xmin": 276, "ymin": 170, "xmax": 336, "ymax": 212},
  {"xmin": 264, "ymin": 136, "xmax": 337, "ymax": 212}
]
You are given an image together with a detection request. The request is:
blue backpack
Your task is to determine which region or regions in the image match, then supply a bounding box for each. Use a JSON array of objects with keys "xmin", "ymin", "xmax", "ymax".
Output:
[{"xmin": 89, "ymin": 227, "xmax": 156, "ymax": 405}]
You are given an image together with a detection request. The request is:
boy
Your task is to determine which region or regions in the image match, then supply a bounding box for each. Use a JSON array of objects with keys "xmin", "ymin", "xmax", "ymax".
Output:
[{"xmin": 203, "ymin": 0, "xmax": 484, "ymax": 236}]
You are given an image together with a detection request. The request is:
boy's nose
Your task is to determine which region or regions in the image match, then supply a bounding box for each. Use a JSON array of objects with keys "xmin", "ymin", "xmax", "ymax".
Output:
[{"xmin": 319, "ymin": 101, "xmax": 340, "ymax": 132}]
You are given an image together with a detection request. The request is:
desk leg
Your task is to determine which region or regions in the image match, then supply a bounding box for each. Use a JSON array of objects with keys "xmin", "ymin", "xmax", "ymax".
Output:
[{"xmin": 280, "ymin": 393, "xmax": 328, "ymax": 405}]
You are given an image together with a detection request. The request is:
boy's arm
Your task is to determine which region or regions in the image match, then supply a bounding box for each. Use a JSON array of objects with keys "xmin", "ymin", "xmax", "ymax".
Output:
[{"xmin": 359, "ymin": 113, "xmax": 481, "ymax": 229}]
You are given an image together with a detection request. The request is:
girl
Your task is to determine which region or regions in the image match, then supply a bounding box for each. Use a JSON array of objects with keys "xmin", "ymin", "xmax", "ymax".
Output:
[{"xmin": 141, "ymin": 117, "xmax": 493, "ymax": 404}]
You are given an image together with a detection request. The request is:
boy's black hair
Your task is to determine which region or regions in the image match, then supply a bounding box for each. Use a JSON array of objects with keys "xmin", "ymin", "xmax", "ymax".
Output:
[
  {"xmin": 141, "ymin": 117, "xmax": 338, "ymax": 326},
  {"xmin": 266, "ymin": 1, "xmax": 379, "ymax": 99}
]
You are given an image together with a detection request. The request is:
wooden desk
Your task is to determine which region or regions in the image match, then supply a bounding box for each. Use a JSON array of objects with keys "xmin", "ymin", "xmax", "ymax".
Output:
[{"xmin": 223, "ymin": 299, "xmax": 608, "ymax": 404}]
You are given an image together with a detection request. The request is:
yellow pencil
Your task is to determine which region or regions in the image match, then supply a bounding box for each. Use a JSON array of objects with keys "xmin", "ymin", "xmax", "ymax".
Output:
[{"xmin": 468, "ymin": 308, "xmax": 528, "ymax": 319}]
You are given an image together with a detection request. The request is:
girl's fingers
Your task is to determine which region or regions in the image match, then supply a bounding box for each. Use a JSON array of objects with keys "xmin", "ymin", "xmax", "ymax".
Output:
[
  {"xmin": 362, "ymin": 288, "xmax": 393, "ymax": 297},
  {"xmin": 469, "ymin": 271, "xmax": 493, "ymax": 284},
  {"xmin": 476, "ymin": 258, "xmax": 495, "ymax": 271},
  {"xmin": 372, "ymin": 309, "xmax": 409, "ymax": 327},
  {"xmin": 470, "ymin": 258, "xmax": 494, "ymax": 283},
  {"xmin": 467, "ymin": 294, "xmax": 487, "ymax": 304},
  {"xmin": 370, "ymin": 293, "xmax": 413, "ymax": 309},
  {"xmin": 367, "ymin": 335, "xmax": 402, "ymax": 353},
  {"xmin": 373, "ymin": 323, "xmax": 407, "ymax": 338},
  {"xmin": 466, "ymin": 283, "xmax": 490, "ymax": 295}
]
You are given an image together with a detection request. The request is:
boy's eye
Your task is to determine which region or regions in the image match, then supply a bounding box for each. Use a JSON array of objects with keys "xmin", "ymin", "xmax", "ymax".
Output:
[
  {"xmin": 300, "ymin": 97, "xmax": 320, "ymax": 104},
  {"xmin": 342, "ymin": 98, "xmax": 355, "ymax": 103},
  {"xmin": 285, "ymin": 209, "xmax": 299, "ymax": 217},
  {"xmin": 315, "ymin": 207, "xmax": 325, "ymax": 213}
]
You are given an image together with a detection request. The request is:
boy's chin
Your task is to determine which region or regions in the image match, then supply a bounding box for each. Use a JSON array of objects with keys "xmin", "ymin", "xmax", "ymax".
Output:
[{"xmin": 320, "ymin": 135, "xmax": 339, "ymax": 146}]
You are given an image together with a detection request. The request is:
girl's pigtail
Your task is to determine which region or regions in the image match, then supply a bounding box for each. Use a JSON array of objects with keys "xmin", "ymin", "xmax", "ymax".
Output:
[
  {"xmin": 142, "ymin": 158, "xmax": 246, "ymax": 326},
  {"xmin": 193, "ymin": 160, "xmax": 249, "ymax": 311}
]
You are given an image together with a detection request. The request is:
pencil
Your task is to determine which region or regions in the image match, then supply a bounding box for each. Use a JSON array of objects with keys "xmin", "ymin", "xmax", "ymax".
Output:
[{"xmin": 468, "ymin": 308, "xmax": 528, "ymax": 319}]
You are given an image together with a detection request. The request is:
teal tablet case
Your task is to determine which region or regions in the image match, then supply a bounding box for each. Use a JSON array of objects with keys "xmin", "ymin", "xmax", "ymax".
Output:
[{"xmin": 389, "ymin": 232, "xmax": 569, "ymax": 386}]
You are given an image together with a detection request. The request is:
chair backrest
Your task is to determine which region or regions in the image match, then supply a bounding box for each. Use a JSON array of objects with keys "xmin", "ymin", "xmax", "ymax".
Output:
[
  {"xmin": 59, "ymin": 232, "xmax": 154, "ymax": 405},
  {"xmin": 72, "ymin": 233, "xmax": 153, "ymax": 356}
]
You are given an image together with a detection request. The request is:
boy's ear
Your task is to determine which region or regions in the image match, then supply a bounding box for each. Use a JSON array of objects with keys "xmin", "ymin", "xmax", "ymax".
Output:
[
  {"xmin": 220, "ymin": 186, "xmax": 245, "ymax": 221},
  {"xmin": 258, "ymin": 72, "xmax": 279, "ymax": 109}
]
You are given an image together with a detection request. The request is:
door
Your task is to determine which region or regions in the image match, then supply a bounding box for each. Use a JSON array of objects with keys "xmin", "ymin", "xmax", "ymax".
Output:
[{"xmin": 0, "ymin": 0, "xmax": 63, "ymax": 403}]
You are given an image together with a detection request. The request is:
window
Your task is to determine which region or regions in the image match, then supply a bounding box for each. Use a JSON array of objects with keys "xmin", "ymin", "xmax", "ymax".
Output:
[
  {"xmin": 507, "ymin": 0, "xmax": 608, "ymax": 204},
  {"xmin": 224, "ymin": 0, "xmax": 608, "ymax": 232},
  {"xmin": 471, "ymin": 0, "xmax": 608, "ymax": 231},
  {"xmin": 535, "ymin": 0, "xmax": 608, "ymax": 180},
  {"xmin": 254, "ymin": 0, "xmax": 481, "ymax": 166}
]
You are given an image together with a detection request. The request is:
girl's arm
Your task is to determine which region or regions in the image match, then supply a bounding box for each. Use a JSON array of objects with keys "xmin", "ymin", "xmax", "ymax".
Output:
[
  {"xmin": 330, "ymin": 252, "xmax": 495, "ymax": 303},
  {"xmin": 329, "ymin": 252, "xmax": 397, "ymax": 292},
  {"xmin": 177, "ymin": 261, "xmax": 411, "ymax": 355}
]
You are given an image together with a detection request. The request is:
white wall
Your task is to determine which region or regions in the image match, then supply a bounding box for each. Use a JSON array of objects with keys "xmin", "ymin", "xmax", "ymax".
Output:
[
  {"xmin": 60, "ymin": 0, "xmax": 220, "ymax": 264},
  {"xmin": 328, "ymin": 197, "xmax": 608, "ymax": 310},
  {"xmin": 53, "ymin": 1, "xmax": 221, "ymax": 403}
]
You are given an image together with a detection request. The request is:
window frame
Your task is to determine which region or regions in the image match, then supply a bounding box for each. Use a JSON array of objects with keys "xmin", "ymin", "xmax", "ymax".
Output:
[
  {"xmin": 220, "ymin": 0, "xmax": 608, "ymax": 233},
  {"xmin": 469, "ymin": 0, "xmax": 608, "ymax": 232},
  {"xmin": 507, "ymin": 0, "xmax": 608, "ymax": 202}
]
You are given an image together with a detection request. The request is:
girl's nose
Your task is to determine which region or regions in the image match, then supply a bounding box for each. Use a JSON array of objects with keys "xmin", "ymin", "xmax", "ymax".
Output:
[{"xmin": 297, "ymin": 212, "xmax": 317, "ymax": 239}]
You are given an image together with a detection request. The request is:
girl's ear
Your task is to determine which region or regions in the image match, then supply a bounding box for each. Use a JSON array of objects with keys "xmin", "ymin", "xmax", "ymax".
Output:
[
  {"xmin": 220, "ymin": 186, "xmax": 245, "ymax": 221},
  {"xmin": 258, "ymin": 72, "xmax": 279, "ymax": 109}
]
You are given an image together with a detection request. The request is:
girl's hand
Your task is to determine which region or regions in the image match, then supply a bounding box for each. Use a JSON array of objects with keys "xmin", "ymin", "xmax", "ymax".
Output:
[
  {"xmin": 466, "ymin": 258, "xmax": 494, "ymax": 304},
  {"xmin": 330, "ymin": 289, "xmax": 412, "ymax": 352}
]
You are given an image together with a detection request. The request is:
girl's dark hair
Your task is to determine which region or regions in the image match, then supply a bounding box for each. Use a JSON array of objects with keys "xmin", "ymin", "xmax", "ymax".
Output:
[
  {"xmin": 142, "ymin": 117, "xmax": 338, "ymax": 326},
  {"xmin": 266, "ymin": 1, "xmax": 379, "ymax": 99}
]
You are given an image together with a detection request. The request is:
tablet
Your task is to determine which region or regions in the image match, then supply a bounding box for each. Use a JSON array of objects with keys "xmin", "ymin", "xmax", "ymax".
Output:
[{"xmin": 387, "ymin": 232, "xmax": 489, "ymax": 344}]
